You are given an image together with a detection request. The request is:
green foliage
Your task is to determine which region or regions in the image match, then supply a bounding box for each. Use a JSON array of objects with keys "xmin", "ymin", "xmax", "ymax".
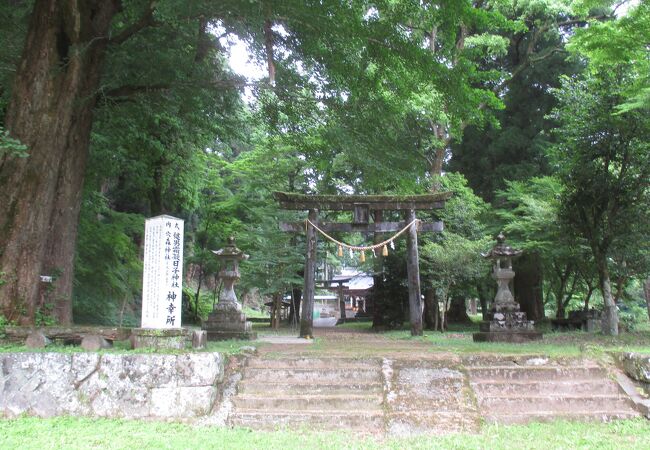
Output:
[
  {"xmin": 496, "ymin": 177, "xmax": 563, "ymax": 252},
  {"xmin": 0, "ymin": 314, "xmax": 8, "ymax": 339},
  {"xmin": 0, "ymin": 126, "xmax": 28, "ymax": 158},
  {"xmin": 73, "ymin": 193, "xmax": 144, "ymax": 326},
  {"xmin": 495, "ymin": 176, "xmax": 598, "ymax": 317},
  {"xmin": 449, "ymin": 1, "xmax": 587, "ymax": 200},
  {"xmin": 421, "ymin": 173, "xmax": 491, "ymax": 308},
  {"xmin": 570, "ymin": 2, "xmax": 650, "ymax": 112},
  {"xmin": 0, "ymin": 2, "xmax": 30, "ymax": 118},
  {"xmin": 548, "ymin": 62, "xmax": 650, "ymax": 327},
  {"xmin": 550, "ymin": 69, "xmax": 650, "ymax": 260},
  {"xmin": 619, "ymin": 303, "xmax": 647, "ymax": 332}
]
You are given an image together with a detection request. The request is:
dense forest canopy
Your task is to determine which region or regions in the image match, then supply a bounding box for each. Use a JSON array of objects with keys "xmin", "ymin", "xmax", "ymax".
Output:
[{"xmin": 0, "ymin": 0, "xmax": 647, "ymax": 335}]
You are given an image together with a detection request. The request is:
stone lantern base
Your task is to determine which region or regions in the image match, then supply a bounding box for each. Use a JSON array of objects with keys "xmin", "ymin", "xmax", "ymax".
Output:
[
  {"xmin": 473, "ymin": 311, "xmax": 542, "ymax": 343},
  {"xmin": 202, "ymin": 309, "xmax": 257, "ymax": 341}
]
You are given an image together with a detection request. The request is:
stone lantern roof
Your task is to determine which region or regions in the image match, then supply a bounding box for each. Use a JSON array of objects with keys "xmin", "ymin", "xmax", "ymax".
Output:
[
  {"xmin": 212, "ymin": 236, "xmax": 249, "ymax": 260},
  {"xmin": 482, "ymin": 232, "xmax": 522, "ymax": 259}
]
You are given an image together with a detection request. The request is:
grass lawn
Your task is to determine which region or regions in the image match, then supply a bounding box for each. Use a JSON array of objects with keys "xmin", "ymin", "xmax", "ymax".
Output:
[
  {"xmin": 1, "ymin": 416, "xmax": 649, "ymax": 450},
  {"xmin": 333, "ymin": 319, "xmax": 650, "ymax": 358},
  {"xmin": 2, "ymin": 317, "xmax": 650, "ymax": 358}
]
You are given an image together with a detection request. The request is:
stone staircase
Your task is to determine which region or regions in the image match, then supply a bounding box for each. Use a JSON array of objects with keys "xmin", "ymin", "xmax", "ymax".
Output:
[
  {"xmin": 466, "ymin": 357, "xmax": 640, "ymax": 424},
  {"xmin": 228, "ymin": 357, "xmax": 385, "ymax": 431},
  {"xmin": 226, "ymin": 355, "xmax": 642, "ymax": 433}
]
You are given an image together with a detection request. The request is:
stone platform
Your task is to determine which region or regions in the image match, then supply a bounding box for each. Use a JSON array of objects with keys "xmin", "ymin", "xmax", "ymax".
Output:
[
  {"xmin": 473, "ymin": 311, "xmax": 542, "ymax": 342},
  {"xmin": 203, "ymin": 309, "xmax": 256, "ymax": 341},
  {"xmin": 130, "ymin": 328, "xmax": 191, "ymax": 350},
  {"xmin": 472, "ymin": 331, "xmax": 543, "ymax": 343}
]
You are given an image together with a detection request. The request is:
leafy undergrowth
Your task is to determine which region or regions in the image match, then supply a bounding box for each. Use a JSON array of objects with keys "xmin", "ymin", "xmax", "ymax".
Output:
[{"xmin": 1, "ymin": 416, "xmax": 649, "ymax": 449}]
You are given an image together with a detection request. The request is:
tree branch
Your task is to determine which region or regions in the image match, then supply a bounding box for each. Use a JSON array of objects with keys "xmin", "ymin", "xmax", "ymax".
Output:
[
  {"xmin": 109, "ymin": 1, "xmax": 158, "ymax": 46},
  {"xmin": 101, "ymin": 79, "xmax": 261, "ymax": 99}
]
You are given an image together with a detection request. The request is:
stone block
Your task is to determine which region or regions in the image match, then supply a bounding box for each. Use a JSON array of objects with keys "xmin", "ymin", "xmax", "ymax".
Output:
[
  {"xmin": 175, "ymin": 353, "xmax": 224, "ymax": 386},
  {"xmin": 25, "ymin": 331, "xmax": 51, "ymax": 348},
  {"xmin": 150, "ymin": 387, "xmax": 179, "ymax": 417},
  {"xmin": 618, "ymin": 353, "xmax": 650, "ymax": 383},
  {"xmin": 103, "ymin": 354, "xmax": 178, "ymax": 388},
  {"xmin": 81, "ymin": 335, "xmax": 113, "ymax": 351},
  {"xmin": 192, "ymin": 330, "xmax": 207, "ymax": 349},
  {"xmin": 202, "ymin": 308, "xmax": 255, "ymax": 340},
  {"xmin": 130, "ymin": 328, "xmax": 190, "ymax": 350},
  {"xmin": 205, "ymin": 330, "xmax": 257, "ymax": 341},
  {"xmin": 472, "ymin": 331, "xmax": 543, "ymax": 343},
  {"xmin": 240, "ymin": 346, "xmax": 257, "ymax": 355},
  {"xmin": 178, "ymin": 386, "xmax": 216, "ymax": 416}
]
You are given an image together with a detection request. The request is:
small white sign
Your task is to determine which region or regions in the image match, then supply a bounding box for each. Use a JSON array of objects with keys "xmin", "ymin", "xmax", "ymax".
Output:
[{"xmin": 141, "ymin": 215, "xmax": 184, "ymax": 329}]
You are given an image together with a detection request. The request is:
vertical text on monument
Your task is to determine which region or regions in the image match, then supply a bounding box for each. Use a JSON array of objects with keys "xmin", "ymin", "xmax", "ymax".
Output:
[{"xmin": 142, "ymin": 215, "xmax": 184, "ymax": 329}]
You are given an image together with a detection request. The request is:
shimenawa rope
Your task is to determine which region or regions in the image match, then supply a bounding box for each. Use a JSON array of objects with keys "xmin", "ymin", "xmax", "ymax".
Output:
[{"xmin": 305, "ymin": 218, "xmax": 419, "ymax": 260}]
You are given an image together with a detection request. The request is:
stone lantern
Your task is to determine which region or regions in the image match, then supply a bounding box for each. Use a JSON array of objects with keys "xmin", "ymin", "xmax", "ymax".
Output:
[
  {"xmin": 473, "ymin": 233, "xmax": 542, "ymax": 342},
  {"xmin": 202, "ymin": 237, "xmax": 256, "ymax": 340}
]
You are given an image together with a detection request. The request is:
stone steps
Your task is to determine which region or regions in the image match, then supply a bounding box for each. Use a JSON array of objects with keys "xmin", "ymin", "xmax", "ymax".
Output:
[
  {"xmin": 237, "ymin": 380, "xmax": 383, "ymax": 396},
  {"xmin": 228, "ymin": 356, "xmax": 385, "ymax": 431},
  {"xmin": 242, "ymin": 367, "xmax": 381, "ymax": 383},
  {"xmin": 484, "ymin": 410, "xmax": 641, "ymax": 425},
  {"xmin": 476, "ymin": 395, "xmax": 635, "ymax": 413},
  {"xmin": 467, "ymin": 365, "xmax": 606, "ymax": 381},
  {"xmin": 469, "ymin": 362, "xmax": 641, "ymax": 425},
  {"xmin": 226, "ymin": 356, "xmax": 641, "ymax": 432},
  {"xmin": 246, "ymin": 357, "xmax": 379, "ymax": 369},
  {"xmin": 387, "ymin": 411, "xmax": 481, "ymax": 434},
  {"xmin": 229, "ymin": 410, "xmax": 385, "ymax": 431},
  {"xmin": 233, "ymin": 393, "xmax": 384, "ymax": 411},
  {"xmin": 470, "ymin": 379, "xmax": 622, "ymax": 396}
]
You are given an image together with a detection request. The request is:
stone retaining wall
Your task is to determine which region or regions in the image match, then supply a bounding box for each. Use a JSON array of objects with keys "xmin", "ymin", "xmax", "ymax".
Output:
[
  {"xmin": 618, "ymin": 353, "xmax": 650, "ymax": 384},
  {"xmin": 0, "ymin": 352, "xmax": 224, "ymax": 419}
]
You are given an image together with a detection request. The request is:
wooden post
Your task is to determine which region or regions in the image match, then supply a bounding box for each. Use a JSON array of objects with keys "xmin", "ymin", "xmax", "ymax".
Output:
[
  {"xmin": 406, "ymin": 209, "xmax": 423, "ymax": 336},
  {"xmin": 338, "ymin": 282, "xmax": 346, "ymax": 323},
  {"xmin": 301, "ymin": 209, "xmax": 318, "ymax": 338}
]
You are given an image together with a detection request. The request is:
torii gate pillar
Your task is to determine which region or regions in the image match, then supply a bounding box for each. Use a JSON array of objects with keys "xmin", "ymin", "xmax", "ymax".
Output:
[
  {"xmin": 405, "ymin": 209, "xmax": 422, "ymax": 336},
  {"xmin": 301, "ymin": 209, "xmax": 318, "ymax": 338}
]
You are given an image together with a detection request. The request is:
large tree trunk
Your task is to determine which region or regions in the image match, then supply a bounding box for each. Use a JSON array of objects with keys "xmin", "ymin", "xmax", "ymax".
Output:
[
  {"xmin": 513, "ymin": 253, "xmax": 545, "ymax": 321},
  {"xmin": 423, "ymin": 286, "xmax": 438, "ymax": 330},
  {"xmin": 595, "ymin": 252, "xmax": 618, "ymax": 335},
  {"xmin": 0, "ymin": 0, "xmax": 118, "ymax": 325},
  {"xmin": 447, "ymin": 295, "xmax": 471, "ymax": 324}
]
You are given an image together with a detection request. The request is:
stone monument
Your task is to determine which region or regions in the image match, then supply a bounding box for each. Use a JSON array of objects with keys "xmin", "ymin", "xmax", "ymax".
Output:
[
  {"xmin": 132, "ymin": 215, "xmax": 190, "ymax": 349},
  {"xmin": 473, "ymin": 233, "xmax": 542, "ymax": 342},
  {"xmin": 202, "ymin": 237, "xmax": 257, "ymax": 340}
]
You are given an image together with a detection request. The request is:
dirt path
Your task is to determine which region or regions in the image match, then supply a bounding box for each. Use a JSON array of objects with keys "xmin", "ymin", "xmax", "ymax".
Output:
[{"xmin": 257, "ymin": 326, "xmax": 459, "ymax": 360}]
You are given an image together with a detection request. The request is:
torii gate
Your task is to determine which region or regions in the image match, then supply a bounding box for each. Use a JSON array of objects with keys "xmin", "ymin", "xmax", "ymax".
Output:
[{"xmin": 274, "ymin": 192, "xmax": 451, "ymax": 337}]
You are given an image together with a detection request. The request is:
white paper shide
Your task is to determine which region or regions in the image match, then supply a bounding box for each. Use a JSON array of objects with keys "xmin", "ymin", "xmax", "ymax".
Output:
[{"xmin": 141, "ymin": 215, "xmax": 184, "ymax": 328}]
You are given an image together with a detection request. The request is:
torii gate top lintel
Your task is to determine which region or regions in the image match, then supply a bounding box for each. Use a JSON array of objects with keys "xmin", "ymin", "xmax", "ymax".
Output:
[{"xmin": 273, "ymin": 191, "xmax": 452, "ymax": 211}]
